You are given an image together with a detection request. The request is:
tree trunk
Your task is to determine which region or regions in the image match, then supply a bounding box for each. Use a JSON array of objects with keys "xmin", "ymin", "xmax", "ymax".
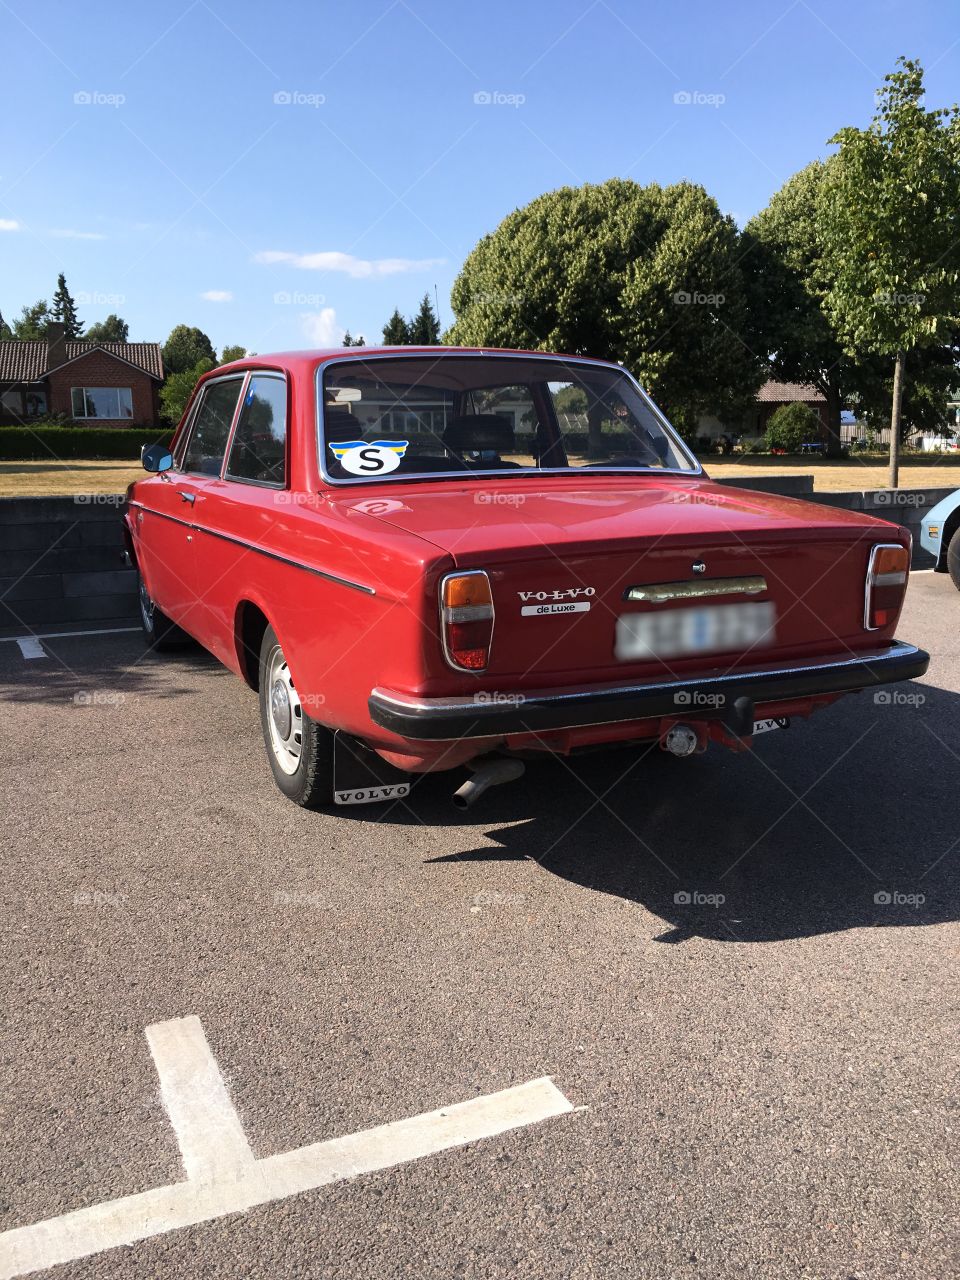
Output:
[
  {"xmin": 889, "ymin": 349, "xmax": 905, "ymax": 490},
  {"xmin": 823, "ymin": 385, "xmax": 844, "ymax": 458}
]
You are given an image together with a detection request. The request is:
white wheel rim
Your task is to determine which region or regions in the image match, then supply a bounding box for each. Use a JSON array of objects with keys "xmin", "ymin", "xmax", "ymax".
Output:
[{"xmin": 266, "ymin": 645, "xmax": 303, "ymax": 775}]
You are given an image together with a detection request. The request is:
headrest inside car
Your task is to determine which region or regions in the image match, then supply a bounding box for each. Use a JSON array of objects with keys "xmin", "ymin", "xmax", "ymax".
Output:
[
  {"xmin": 324, "ymin": 408, "xmax": 364, "ymax": 441},
  {"xmin": 442, "ymin": 414, "xmax": 515, "ymax": 452}
]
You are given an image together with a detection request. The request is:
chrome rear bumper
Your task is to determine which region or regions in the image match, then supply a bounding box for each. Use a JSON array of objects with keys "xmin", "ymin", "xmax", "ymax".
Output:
[{"xmin": 368, "ymin": 641, "xmax": 930, "ymax": 741}]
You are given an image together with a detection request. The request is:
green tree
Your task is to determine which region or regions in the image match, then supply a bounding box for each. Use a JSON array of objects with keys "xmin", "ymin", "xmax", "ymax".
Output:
[
  {"xmin": 448, "ymin": 178, "xmax": 763, "ymax": 428},
  {"xmin": 220, "ymin": 344, "xmax": 247, "ymax": 363},
  {"xmin": 160, "ymin": 358, "xmax": 214, "ymax": 424},
  {"xmin": 821, "ymin": 57, "xmax": 960, "ymax": 486},
  {"xmin": 0, "ymin": 311, "xmax": 12, "ymax": 340},
  {"xmin": 12, "ymin": 300, "xmax": 54, "ymax": 339},
  {"xmin": 382, "ymin": 308, "xmax": 411, "ymax": 344},
  {"xmin": 51, "ymin": 272, "xmax": 83, "ymax": 338},
  {"xmin": 765, "ymin": 402, "xmax": 821, "ymax": 452},
  {"xmin": 744, "ymin": 162, "xmax": 853, "ymax": 457},
  {"xmin": 162, "ymin": 324, "xmax": 217, "ymax": 375},
  {"xmin": 341, "ymin": 331, "xmax": 366, "ymax": 347},
  {"xmin": 409, "ymin": 293, "xmax": 440, "ymax": 344},
  {"xmin": 85, "ymin": 314, "xmax": 129, "ymax": 342}
]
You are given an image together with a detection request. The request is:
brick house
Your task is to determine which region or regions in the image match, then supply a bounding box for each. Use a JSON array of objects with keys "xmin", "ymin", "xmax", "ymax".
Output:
[
  {"xmin": 695, "ymin": 380, "xmax": 830, "ymax": 444},
  {"xmin": 0, "ymin": 324, "xmax": 163, "ymax": 426},
  {"xmin": 747, "ymin": 381, "xmax": 828, "ymax": 435}
]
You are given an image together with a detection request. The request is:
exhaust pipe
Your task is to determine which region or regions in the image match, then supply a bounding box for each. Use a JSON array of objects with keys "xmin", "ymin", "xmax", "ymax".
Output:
[{"xmin": 453, "ymin": 758, "xmax": 526, "ymax": 809}]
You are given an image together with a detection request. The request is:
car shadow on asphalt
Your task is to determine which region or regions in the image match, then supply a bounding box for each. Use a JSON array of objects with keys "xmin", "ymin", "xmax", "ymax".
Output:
[{"xmin": 403, "ymin": 685, "xmax": 959, "ymax": 943}]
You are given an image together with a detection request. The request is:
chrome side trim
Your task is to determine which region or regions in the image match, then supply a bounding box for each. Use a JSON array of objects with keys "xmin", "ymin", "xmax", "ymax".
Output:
[
  {"xmin": 127, "ymin": 500, "xmax": 376, "ymax": 595},
  {"xmin": 625, "ymin": 576, "xmax": 767, "ymax": 604}
]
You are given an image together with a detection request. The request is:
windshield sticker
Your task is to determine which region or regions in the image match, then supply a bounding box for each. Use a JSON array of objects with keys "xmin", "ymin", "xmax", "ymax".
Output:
[{"xmin": 329, "ymin": 439, "xmax": 409, "ymax": 476}]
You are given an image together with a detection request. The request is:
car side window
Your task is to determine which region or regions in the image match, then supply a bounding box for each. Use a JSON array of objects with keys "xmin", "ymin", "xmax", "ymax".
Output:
[
  {"xmin": 225, "ymin": 375, "xmax": 287, "ymax": 486},
  {"xmin": 181, "ymin": 378, "xmax": 244, "ymax": 476}
]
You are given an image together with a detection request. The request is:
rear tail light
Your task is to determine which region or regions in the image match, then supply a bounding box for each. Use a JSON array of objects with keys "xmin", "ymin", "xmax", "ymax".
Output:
[
  {"xmin": 865, "ymin": 542, "xmax": 910, "ymax": 630},
  {"xmin": 440, "ymin": 570, "xmax": 494, "ymax": 671}
]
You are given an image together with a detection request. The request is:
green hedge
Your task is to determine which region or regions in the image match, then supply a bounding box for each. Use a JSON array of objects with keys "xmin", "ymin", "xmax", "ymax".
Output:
[{"xmin": 0, "ymin": 425, "xmax": 171, "ymax": 461}]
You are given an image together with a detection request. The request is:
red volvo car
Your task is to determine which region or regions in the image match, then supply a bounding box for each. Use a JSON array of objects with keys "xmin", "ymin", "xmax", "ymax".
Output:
[{"xmin": 125, "ymin": 347, "xmax": 928, "ymax": 810}]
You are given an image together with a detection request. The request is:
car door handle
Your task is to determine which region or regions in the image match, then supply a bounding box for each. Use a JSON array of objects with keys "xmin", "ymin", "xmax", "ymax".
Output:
[{"xmin": 178, "ymin": 490, "xmax": 196, "ymax": 505}]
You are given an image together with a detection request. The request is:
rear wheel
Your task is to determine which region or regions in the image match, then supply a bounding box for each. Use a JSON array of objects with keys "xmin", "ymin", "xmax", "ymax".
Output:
[
  {"xmin": 138, "ymin": 572, "xmax": 188, "ymax": 650},
  {"xmin": 258, "ymin": 625, "xmax": 333, "ymax": 809},
  {"xmin": 947, "ymin": 529, "xmax": 960, "ymax": 590}
]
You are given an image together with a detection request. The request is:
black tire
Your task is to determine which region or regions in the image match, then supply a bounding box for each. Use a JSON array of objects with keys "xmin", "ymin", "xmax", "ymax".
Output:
[
  {"xmin": 948, "ymin": 529, "xmax": 960, "ymax": 591},
  {"xmin": 258, "ymin": 625, "xmax": 334, "ymax": 809},
  {"xmin": 138, "ymin": 571, "xmax": 188, "ymax": 650}
]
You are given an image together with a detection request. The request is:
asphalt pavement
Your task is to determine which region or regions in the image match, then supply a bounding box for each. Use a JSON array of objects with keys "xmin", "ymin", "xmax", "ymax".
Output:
[{"xmin": 0, "ymin": 573, "xmax": 957, "ymax": 1279}]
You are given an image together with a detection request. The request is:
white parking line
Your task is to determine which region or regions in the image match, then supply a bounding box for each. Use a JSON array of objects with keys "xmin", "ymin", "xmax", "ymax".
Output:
[
  {"xmin": 15, "ymin": 639, "xmax": 45, "ymax": 660},
  {"xmin": 145, "ymin": 1017, "xmax": 255, "ymax": 1182},
  {"xmin": 1, "ymin": 627, "xmax": 140, "ymax": 646},
  {"xmin": 0, "ymin": 1017, "xmax": 573, "ymax": 1279}
]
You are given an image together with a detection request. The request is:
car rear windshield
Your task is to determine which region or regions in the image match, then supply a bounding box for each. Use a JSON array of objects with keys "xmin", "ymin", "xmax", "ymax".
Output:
[{"xmin": 318, "ymin": 355, "xmax": 697, "ymax": 483}]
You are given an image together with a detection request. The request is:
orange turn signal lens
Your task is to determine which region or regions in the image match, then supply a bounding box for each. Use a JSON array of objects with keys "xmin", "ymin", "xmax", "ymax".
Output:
[
  {"xmin": 865, "ymin": 543, "xmax": 909, "ymax": 630},
  {"xmin": 440, "ymin": 571, "xmax": 494, "ymax": 671}
]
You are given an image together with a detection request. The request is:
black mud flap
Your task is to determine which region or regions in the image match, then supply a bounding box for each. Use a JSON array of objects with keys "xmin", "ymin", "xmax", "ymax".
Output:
[{"xmin": 332, "ymin": 731, "xmax": 414, "ymax": 806}]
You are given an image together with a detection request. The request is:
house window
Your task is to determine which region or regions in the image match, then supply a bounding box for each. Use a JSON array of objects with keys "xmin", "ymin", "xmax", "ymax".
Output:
[{"xmin": 71, "ymin": 387, "xmax": 134, "ymax": 420}]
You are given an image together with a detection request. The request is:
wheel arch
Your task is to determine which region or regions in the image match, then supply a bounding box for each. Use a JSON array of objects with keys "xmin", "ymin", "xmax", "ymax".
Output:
[
  {"xmin": 234, "ymin": 599, "xmax": 273, "ymax": 690},
  {"xmin": 936, "ymin": 504, "xmax": 960, "ymax": 571}
]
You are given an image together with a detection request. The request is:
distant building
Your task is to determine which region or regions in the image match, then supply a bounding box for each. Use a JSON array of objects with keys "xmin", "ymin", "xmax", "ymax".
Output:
[
  {"xmin": 0, "ymin": 324, "xmax": 163, "ymax": 426},
  {"xmin": 696, "ymin": 380, "xmax": 828, "ymax": 443}
]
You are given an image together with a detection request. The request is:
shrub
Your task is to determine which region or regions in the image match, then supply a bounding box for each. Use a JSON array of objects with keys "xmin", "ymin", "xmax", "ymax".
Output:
[
  {"xmin": 764, "ymin": 402, "xmax": 821, "ymax": 453},
  {"xmin": 0, "ymin": 425, "xmax": 170, "ymax": 460},
  {"xmin": 740, "ymin": 436, "xmax": 769, "ymax": 454}
]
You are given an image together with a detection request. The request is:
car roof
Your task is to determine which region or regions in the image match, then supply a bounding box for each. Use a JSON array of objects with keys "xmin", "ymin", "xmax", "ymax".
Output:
[{"xmin": 213, "ymin": 346, "xmax": 624, "ymax": 376}]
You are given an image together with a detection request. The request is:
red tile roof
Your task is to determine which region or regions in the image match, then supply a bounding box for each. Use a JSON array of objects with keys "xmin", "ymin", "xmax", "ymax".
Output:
[
  {"xmin": 756, "ymin": 380, "xmax": 826, "ymax": 404},
  {"xmin": 0, "ymin": 340, "xmax": 163, "ymax": 382}
]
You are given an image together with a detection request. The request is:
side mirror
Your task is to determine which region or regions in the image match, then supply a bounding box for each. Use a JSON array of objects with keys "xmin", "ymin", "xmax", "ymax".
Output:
[{"xmin": 142, "ymin": 443, "xmax": 174, "ymax": 473}]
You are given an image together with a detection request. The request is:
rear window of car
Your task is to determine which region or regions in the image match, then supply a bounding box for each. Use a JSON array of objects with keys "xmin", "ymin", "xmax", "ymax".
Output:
[
  {"xmin": 181, "ymin": 377, "xmax": 244, "ymax": 476},
  {"xmin": 225, "ymin": 375, "xmax": 287, "ymax": 487},
  {"xmin": 317, "ymin": 355, "xmax": 697, "ymax": 483}
]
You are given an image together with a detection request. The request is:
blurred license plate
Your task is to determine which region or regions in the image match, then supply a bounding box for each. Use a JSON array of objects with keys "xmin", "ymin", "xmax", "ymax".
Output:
[{"xmin": 615, "ymin": 601, "xmax": 776, "ymax": 661}]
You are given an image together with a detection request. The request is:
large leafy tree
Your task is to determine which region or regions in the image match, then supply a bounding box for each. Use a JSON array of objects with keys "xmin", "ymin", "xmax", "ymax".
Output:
[
  {"xmin": 447, "ymin": 178, "xmax": 763, "ymax": 428},
  {"xmin": 409, "ymin": 293, "xmax": 440, "ymax": 344},
  {"xmin": 743, "ymin": 161, "xmax": 852, "ymax": 456},
  {"xmin": 51, "ymin": 272, "xmax": 83, "ymax": 338},
  {"xmin": 162, "ymin": 324, "xmax": 216, "ymax": 375},
  {"xmin": 160, "ymin": 358, "xmax": 214, "ymax": 424},
  {"xmin": 382, "ymin": 308, "xmax": 411, "ymax": 344},
  {"xmin": 86, "ymin": 313, "xmax": 129, "ymax": 342},
  {"xmin": 11, "ymin": 300, "xmax": 54, "ymax": 339},
  {"xmin": 220, "ymin": 344, "xmax": 247, "ymax": 363},
  {"xmin": 0, "ymin": 310, "xmax": 12, "ymax": 340},
  {"xmin": 820, "ymin": 57, "xmax": 960, "ymax": 486}
]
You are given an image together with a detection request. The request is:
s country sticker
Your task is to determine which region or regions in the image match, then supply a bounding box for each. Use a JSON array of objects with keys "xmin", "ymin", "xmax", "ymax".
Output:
[{"xmin": 329, "ymin": 439, "xmax": 409, "ymax": 476}]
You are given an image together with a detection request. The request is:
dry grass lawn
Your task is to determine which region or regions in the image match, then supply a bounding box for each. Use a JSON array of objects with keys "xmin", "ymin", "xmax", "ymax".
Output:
[{"xmin": 1, "ymin": 454, "xmax": 960, "ymax": 498}]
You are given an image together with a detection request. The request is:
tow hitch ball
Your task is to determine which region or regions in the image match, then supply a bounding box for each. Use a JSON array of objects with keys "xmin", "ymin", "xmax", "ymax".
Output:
[
  {"xmin": 453, "ymin": 758, "xmax": 526, "ymax": 809},
  {"xmin": 662, "ymin": 724, "xmax": 699, "ymax": 757}
]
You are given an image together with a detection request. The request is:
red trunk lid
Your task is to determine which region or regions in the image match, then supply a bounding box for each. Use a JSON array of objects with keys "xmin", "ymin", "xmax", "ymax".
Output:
[{"xmin": 339, "ymin": 476, "xmax": 906, "ymax": 684}]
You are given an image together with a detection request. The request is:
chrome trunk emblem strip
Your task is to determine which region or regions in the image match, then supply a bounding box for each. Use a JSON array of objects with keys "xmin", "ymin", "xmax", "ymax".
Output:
[{"xmin": 624, "ymin": 576, "xmax": 768, "ymax": 604}]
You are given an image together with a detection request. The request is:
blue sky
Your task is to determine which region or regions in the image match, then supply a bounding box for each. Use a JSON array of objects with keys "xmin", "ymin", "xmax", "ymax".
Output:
[{"xmin": 2, "ymin": 0, "xmax": 958, "ymax": 355}]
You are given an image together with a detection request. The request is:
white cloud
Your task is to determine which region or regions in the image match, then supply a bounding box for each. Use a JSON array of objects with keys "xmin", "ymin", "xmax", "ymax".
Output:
[
  {"xmin": 254, "ymin": 249, "xmax": 444, "ymax": 278},
  {"xmin": 0, "ymin": 219, "xmax": 20, "ymax": 232},
  {"xmin": 300, "ymin": 308, "xmax": 342, "ymax": 346},
  {"xmin": 49, "ymin": 228, "xmax": 106, "ymax": 240},
  {"xmin": 201, "ymin": 289, "xmax": 233, "ymax": 302}
]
